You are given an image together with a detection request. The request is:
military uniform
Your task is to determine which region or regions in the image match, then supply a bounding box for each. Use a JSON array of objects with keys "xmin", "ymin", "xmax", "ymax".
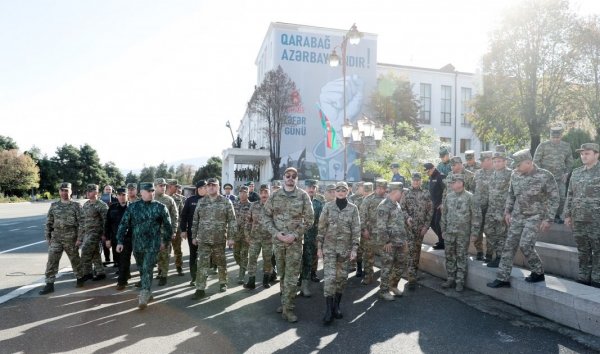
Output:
[
  {"xmin": 301, "ymin": 179, "xmax": 323, "ymax": 294},
  {"xmin": 485, "ymin": 153, "xmax": 512, "ymax": 264},
  {"xmin": 463, "ymin": 150, "xmax": 482, "ymax": 173},
  {"xmin": 116, "ymin": 182, "xmax": 172, "ymax": 308},
  {"xmin": 155, "ymin": 178, "xmax": 179, "ymax": 283},
  {"xmin": 437, "ymin": 147, "xmax": 452, "ymax": 177},
  {"xmin": 359, "ymin": 180, "xmax": 386, "ymax": 284},
  {"xmin": 425, "ymin": 163, "xmax": 446, "ymax": 248},
  {"xmin": 401, "ymin": 174, "xmax": 433, "ymax": 284},
  {"xmin": 564, "ymin": 143, "xmax": 600, "ymax": 286},
  {"xmin": 533, "ymin": 126, "xmax": 573, "ymax": 219},
  {"xmin": 354, "ymin": 182, "xmax": 373, "ymax": 277},
  {"xmin": 444, "ymin": 157, "xmax": 476, "ymax": 196},
  {"xmin": 233, "ymin": 190, "xmax": 252, "ymax": 283},
  {"xmin": 472, "ymin": 151, "xmax": 494, "ymax": 260},
  {"xmin": 263, "ymin": 168, "xmax": 314, "ymax": 322},
  {"xmin": 166, "ymin": 179, "xmax": 186, "ymax": 275},
  {"xmin": 79, "ymin": 184, "xmax": 108, "ymax": 279},
  {"xmin": 246, "ymin": 194, "xmax": 273, "ymax": 286},
  {"xmin": 105, "ymin": 192, "xmax": 131, "ymax": 287}
]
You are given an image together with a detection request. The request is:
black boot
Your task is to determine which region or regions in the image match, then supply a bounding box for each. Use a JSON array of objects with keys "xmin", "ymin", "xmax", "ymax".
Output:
[
  {"xmin": 525, "ymin": 272, "xmax": 545, "ymax": 283},
  {"xmin": 39, "ymin": 283, "xmax": 54, "ymax": 295},
  {"xmin": 263, "ymin": 274, "xmax": 271, "ymax": 289},
  {"xmin": 333, "ymin": 293, "xmax": 343, "ymax": 319},
  {"xmin": 245, "ymin": 276, "xmax": 256, "ymax": 290},
  {"xmin": 270, "ymin": 270, "xmax": 278, "ymax": 283},
  {"xmin": 323, "ymin": 297, "xmax": 334, "ymax": 324},
  {"xmin": 486, "ymin": 257, "xmax": 500, "ymax": 268},
  {"xmin": 355, "ymin": 261, "xmax": 363, "ymax": 278}
]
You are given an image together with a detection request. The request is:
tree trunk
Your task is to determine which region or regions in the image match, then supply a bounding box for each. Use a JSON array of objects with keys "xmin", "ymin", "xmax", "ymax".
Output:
[
  {"xmin": 530, "ymin": 133, "xmax": 541, "ymax": 156},
  {"xmin": 271, "ymin": 157, "xmax": 281, "ymax": 181}
]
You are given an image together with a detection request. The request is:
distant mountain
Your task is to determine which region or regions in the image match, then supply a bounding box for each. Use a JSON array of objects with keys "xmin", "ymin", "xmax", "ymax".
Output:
[{"xmin": 120, "ymin": 156, "xmax": 210, "ymax": 175}]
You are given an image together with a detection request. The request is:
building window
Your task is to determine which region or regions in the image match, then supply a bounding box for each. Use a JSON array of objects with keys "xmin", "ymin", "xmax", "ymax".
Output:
[
  {"xmin": 440, "ymin": 137, "xmax": 452, "ymax": 153},
  {"xmin": 481, "ymin": 140, "xmax": 492, "ymax": 151},
  {"xmin": 419, "ymin": 83, "xmax": 431, "ymax": 124},
  {"xmin": 441, "ymin": 85, "xmax": 452, "ymax": 126},
  {"xmin": 461, "ymin": 87, "xmax": 472, "ymax": 127},
  {"xmin": 460, "ymin": 139, "xmax": 471, "ymax": 154}
]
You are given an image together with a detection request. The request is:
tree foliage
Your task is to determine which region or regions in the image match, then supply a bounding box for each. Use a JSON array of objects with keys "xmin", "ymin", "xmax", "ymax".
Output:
[
  {"xmin": 139, "ymin": 166, "xmax": 157, "ymax": 183},
  {"xmin": 125, "ymin": 171, "xmax": 139, "ymax": 184},
  {"xmin": 0, "ymin": 150, "xmax": 39, "ymax": 195},
  {"xmin": 0, "ymin": 135, "xmax": 18, "ymax": 151},
  {"xmin": 192, "ymin": 156, "xmax": 222, "ymax": 184},
  {"xmin": 175, "ymin": 163, "xmax": 195, "ymax": 185},
  {"xmin": 369, "ymin": 72, "xmax": 420, "ymax": 135}
]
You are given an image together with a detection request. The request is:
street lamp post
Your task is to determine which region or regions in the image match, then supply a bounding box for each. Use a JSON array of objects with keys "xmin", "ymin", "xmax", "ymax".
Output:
[
  {"xmin": 330, "ymin": 24, "xmax": 362, "ymax": 181},
  {"xmin": 342, "ymin": 115, "xmax": 383, "ymax": 180}
]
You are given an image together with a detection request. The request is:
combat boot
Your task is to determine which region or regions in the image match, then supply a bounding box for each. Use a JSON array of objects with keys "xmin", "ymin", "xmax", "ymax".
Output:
[
  {"xmin": 238, "ymin": 268, "xmax": 246, "ymax": 285},
  {"xmin": 487, "ymin": 257, "xmax": 500, "ymax": 268},
  {"xmin": 476, "ymin": 252, "xmax": 484, "ymax": 261},
  {"xmin": 333, "ymin": 293, "xmax": 343, "ymax": 319},
  {"xmin": 300, "ymin": 279, "xmax": 311, "ymax": 297},
  {"xmin": 82, "ymin": 273, "xmax": 93, "ymax": 282},
  {"xmin": 484, "ymin": 253, "xmax": 493, "ymax": 263},
  {"xmin": 244, "ymin": 276, "xmax": 256, "ymax": 290},
  {"xmin": 270, "ymin": 270, "xmax": 278, "ymax": 283},
  {"xmin": 282, "ymin": 308, "xmax": 298, "ymax": 323},
  {"xmin": 441, "ymin": 278, "xmax": 456, "ymax": 289},
  {"xmin": 177, "ymin": 266, "xmax": 184, "ymax": 276},
  {"xmin": 92, "ymin": 273, "xmax": 106, "ymax": 281},
  {"xmin": 219, "ymin": 284, "xmax": 227, "ymax": 292},
  {"xmin": 379, "ymin": 291, "xmax": 395, "ymax": 301},
  {"xmin": 455, "ymin": 282, "xmax": 464, "ymax": 292},
  {"xmin": 355, "ymin": 261, "xmax": 363, "ymax": 278},
  {"xmin": 191, "ymin": 290, "xmax": 206, "ymax": 300},
  {"xmin": 323, "ymin": 297, "xmax": 334, "ymax": 324},
  {"xmin": 524, "ymin": 272, "xmax": 545, "ymax": 283},
  {"xmin": 158, "ymin": 277, "xmax": 167, "ymax": 286},
  {"xmin": 262, "ymin": 274, "xmax": 271, "ymax": 289},
  {"xmin": 39, "ymin": 283, "xmax": 54, "ymax": 295}
]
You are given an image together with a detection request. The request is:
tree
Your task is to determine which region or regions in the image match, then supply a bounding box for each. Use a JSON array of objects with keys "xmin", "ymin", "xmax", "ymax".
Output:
[
  {"xmin": 472, "ymin": 0, "xmax": 577, "ymax": 153},
  {"xmin": 139, "ymin": 166, "xmax": 157, "ymax": 183},
  {"xmin": 192, "ymin": 157, "xmax": 222, "ymax": 184},
  {"xmin": 79, "ymin": 144, "xmax": 107, "ymax": 186},
  {"xmin": 53, "ymin": 144, "xmax": 83, "ymax": 194},
  {"xmin": 155, "ymin": 162, "xmax": 170, "ymax": 179},
  {"xmin": 0, "ymin": 150, "xmax": 40, "ymax": 196},
  {"xmin": 0, "ymin": 135, "xmax": 18, "ymax": 151},
  {"xmin": 369, "ymin": 73, "xmax": 420, "ymax": 135},
  {"xmin": 24, "ymin": 146, "xmax": 42, "ymax": 163},
  {"xmin": 175, "ymin": 163, "xmax": 194, "ymax": 185},
  {"xmin": 103, "ymin": 161, "xmax": 125, "ymax": 188},
  {"xmin": 247, "ymin": 65, "xmax": 297, "ymax": 180},
  {"xmin": 125, "ymin": 171, "xmax": 139, "ymax": 184},
  {"xmin": 38, "ymin": 156, "xmax": 60, "ymax": 194}
]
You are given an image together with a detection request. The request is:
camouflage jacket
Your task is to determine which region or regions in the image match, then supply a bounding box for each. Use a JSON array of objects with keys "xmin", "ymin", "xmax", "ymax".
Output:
[
  {"xmin": 359, "ymin": 193, "xmax": 385, "ymax": 234},
  {"xmin": 314, "ymin": 193, "xmax": 326, "ymax": 203},
  {"xmin": 473, "ymin": 168, "xmax": 494, "ymax": 210},
  {"xmin": 350, "ymin": 194, "xmax": 366, "ymax": 210},
  {"xmin": 305, "ymin": 197, "xmax": 324, "ymax": 239},
  {"xmin": 441, "ymin": 190, "xmax": 480, "ymax": 236},
  {"xmin": 533, "ymin": 140, "xmax": 573, "ymax": 178},
  {"xmin": 192, "ymin": 195, "xmax": 236, "ymax": 244},
  {"xmin": 45, "ymin": 200, "xmax": 81, "ymax": 240},
  {"xmin": 376, "ymin": 198, "xmax": 407, "ymax": 246},
  {"xmin": 317, "ymin": 201, "xmax": 361, "ymax": 255},
  {"xmin": 263, "ymin": 187, "xmax": 314, "ymax": 245},
  {"xmin": 233, "ymin": 199, "xmax": 253, "ymax": 241},
  {"xmin": 487, "ymin": 167, "xmax": 512, "ymax": 222},
  {"xmin": 463, "ymin": 161, "xmax": 481, "ymax": 173},
  {"xmin": 246, "ymin": 201, "xmax": 270, "ymax": 241},
  {"xmin": 116, "ymin": 199, "xmax": 172, "ymax": 252},
  {"xmin": 79, "ymin": 199, "xmax": 108, "ymax": 240},
  {"xmin": 564, "ymin": 162, "xmax": 600, "ymax": 222},
  {"xmin": 155, "ymin": 192, "xmax": 179, "ymax": 234},
  {"xmin": 444, "ymin": 169, "xmax": 475, "ymax": 198},
  {"xmin": 437, "ymin": 161, "xmax": 452, "ymax": 177},
  {"xmin": 401, "ymin": 187, "xmax": 433, "ymax": 231},
  {"xmin": 505, "ymin": 165, "xmax": 559, "ymax": 221}
]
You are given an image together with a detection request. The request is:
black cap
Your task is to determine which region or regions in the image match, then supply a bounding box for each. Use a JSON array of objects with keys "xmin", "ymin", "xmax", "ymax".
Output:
[
  {"xmin": 223, "ymin": 183, "xmax": 233, "ymax": 189},
  {"xmin": 423, "ymin": 163, "xmax": 435, "ymax": 171},
  {"xmin": 116, "ymin": 187, "xmax": 127, "ymax": 194},
  {"xmin": 196, "ymin": 180, "xmax": 207, "ymax": 188}
]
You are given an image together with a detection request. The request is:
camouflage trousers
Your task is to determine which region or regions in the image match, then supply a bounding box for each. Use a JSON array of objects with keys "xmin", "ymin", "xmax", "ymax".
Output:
[
  {"xmin": 195, "ymin": 243, "xmax": 227, "ymax": 290},
  {"xmin": 484, "ymin": 218, "xmax": 508, "ymax": 259},
  {"xmin": 133, "ymin": 250, "xmax": 158, "ymax": 291},
  {"xmin": 80, "ymin": 233, "xmax": 104, "ymax": 276},
  {"xmin": 301, "ymin": 233, "xmax": 317, "ymax": 280},
  {"xmin": 360, "ymin": 234, "xmax": 376, "ymax": 280},
  {"xmin": 444, "ymin": 232, "xmax": 470, "ymax": 284},
  {"xmin": 157, "ymin": 242, "xmax": 172, "ymax": 277},
  {"xmin": 45, "ymin": 233, "xmax": 83, "ymax": 283},
  {"xmin": 172, "ymin": 232, "xmax": 183, "ymax": 267},
  {"xmin": 556, "ymin": 178, "xmax": 567, "ymax": 219},
  {"xmin": 474, "ymin": 208, "xmax": 489, "ymax": 255},
  {"xmin": 406, "ymin": 227, "xmax": 426, "ymax": 281},
  {"xmin": 573, "ymin": 221, "xmax": 600, "ymax": 284},
  {"xmin": 247, "ymin": 235, "xmax": 273, "ymax": 277},
  {"xmin": 233, "ymin": 238, "xmax": 250, "ymax": 271},
  {"xmin": 376, "ymin": 242, "xmax": 407, "ymax": 292},
  {"xmin": 323, "ymin": 251, "xmax": 351, "ymax": 297},
  {"xmin": 274, "ymin": 241, "xmax": 302, "ymax": 311},
  {"xmin": 497, "ymin": 216, "xmax": 544, "ymax": 281}
]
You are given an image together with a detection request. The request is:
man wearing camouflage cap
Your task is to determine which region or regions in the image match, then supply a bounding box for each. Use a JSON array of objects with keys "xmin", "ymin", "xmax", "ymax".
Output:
[
  {"xmin": 444, "ymin": 156, "xmax": 475, "ymax": 197},
  {"xmin": 463, "ymin": 150, "xmax": 481, "ymax": 173},
  {"xmin": 472, "ymin": 151, "xmax": 494, "ymax": 261},
  {"xmin": 39, "ymin": 182, "xmax": 85, "ymax": 295},
  {"xmin": 245, "ymin": 184, "xmax": 274, "ymax": 289},
  {"xmin": 359, "ymin": 179, "xmax": 387, "ymax": 285},
  {"xmin": 437, "ymin": 146, "xmax": 452, "ymax": 177},
  {"xmin": 324, "ymin": 184, "xmax": 336, "ymax": 202},
  {"xmin": 485, "ymin": 150, "xmax": 513, "ymax": 268},
  {"xmin": 77, "ymin": 184, "xmax": 109, "ymax": 282},
  {"xmin": 154, "ymin": 178, "xmax": 179, "ymax": 286},
  {"xmin": 401, "ymin": 173, "xmax": 433, "ymax": 289},
  {"xmin": 233, "ymin": 185, "xmax": 252, "ymax": 285},
  {"xmin": 299, "ymin": 179, "xmax": 324, "ymax": 296},
  {"xmin": 166, "ymin": 179, "xmax": 186, "ymax": 276},
  {"xmin": 533, "ymin": 125, "xmax": 573, "ymax": 223},
  {"xmin": 349, "ymin": 181, "xmax": 367, "ymax": 209},
  {"xmin": 127, "ymin": 183, "xmax": 139, "ymax": 203},
  {"xmin": 488, "ymin": 149, "xmax": 559, "ymax": 288},
  {"xmin": 564, "ymin": 143, "xmax": 600, "ymax": 287}
]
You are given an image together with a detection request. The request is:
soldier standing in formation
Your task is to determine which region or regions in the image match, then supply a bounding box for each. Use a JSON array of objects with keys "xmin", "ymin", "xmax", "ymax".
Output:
[
  {"xmin": 127, "ymin": 183, "xmax": 139, "ymax": 202},
  {"xmin": 324, "ymin": 183, "xmax": 336, "ymax": 202},
  {"xmin": 437, "ymin": 147, "xmax": 452, "ymax": 177},
  {"xmin": 359, "ymin": 179, "xmax": 387, "ymax": 285},
  {"xmin": 564, "ymin": 143, "xmax": 600, "ymax": 288},
  {"xmin": 354, "ymin": 182, "xmax": 373, "ymax": 278},
  {"xmin": 376, "ymin": 182, "xmax": 408, "ymax": 301},
  {"xmin": 166, "ymin": 179, "xmax": 186, "ymax": 276},
  {"xmin": 154, "ymin": 178, "xmax": 179, "ymax": 286},
  {"xmin": 233, "ymin": 185, "xmax": 252, "ymax": 284},
  {"xmin": 317, "ymin": 181, "xmax": 360, "ymax": 325},
  {"xmin": 440, "ymin": 174, "xmax": 480, "ymax": 292},
  {"xmin": 472, "ymin": 151, "xmax": 494, "ymax": 261},
  {"xmin": 263, "ymin": 167, "xmax": 314, "ymax": 323},
  {"xmin": 488, "ymin": 149, "xmax": 559, "ymax": 288},
  {"xmin": 425, "ymin": 163, "xmax": 446, "ymax": 250},
  {"xmin": 401, "ymin": 173, "xmax": 433, "ymax": 290},
  {"xmin": 299, "ymin": 179, "xmax": 323, "ymax": 297},
  {"xmin": 39, "ymin": 182, "xmax": 84, "ymax": 295},
  {"xmin": 191, "ymin": 178, "xmax": 236, "ymax": 299},
  {"xmin": 444, "ymin": 157, "xmax": 475, "ymax": 195},
  {"xmin": 391, "ymin": 163, "xmax": 406, "ymax": 185},
  {"xmin": 105, "ymin": 187, "xmax": 132, "ymax": 290},
  {"xmin": 463, "ymin": 150, "xmax": 481, "ymax": 173},
  {"xmin": 78, "ymin": 184, "xmax": 108, "ymax": 282},
  {"xmin": 485, "ymin": 151, "xmax": 512, "ymax": 268},
  {"xmin": 180, "ymin": 180, "xmax": 207, "ymax": 286},
  {"xmin": 533, "ymin": 126, "xmax": 573, "ymax": 223},
  {"xmin": 244, "ymin": 184, "xmax": 273, "ymax": 289},
  {"xmin": 116, "ymin": 182, "xmax": 172, "ymax": 309}
]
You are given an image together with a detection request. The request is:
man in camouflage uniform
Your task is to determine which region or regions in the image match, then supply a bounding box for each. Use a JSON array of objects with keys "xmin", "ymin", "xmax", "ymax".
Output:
[
  {"xmin": 77, "ymin": 184, "xmax": 108, "ymax": 282},
  {"xmin": 244, "ymin": 184, "xmax": 273, "ymax": 290},
  {"xmin": 359, "ymin": 179, "xmax": 387, "ymax": 285},
  {"xmin": 191, "ymin": 178, "xmax": 236, "ymax": 299},
  {"xmin": 485, "ymin": 150, "xmax": 513, "ymax": 268},
  {"xmin": 463, "ymin": 150, "xmax": 481, "ymax": 173},
  {"xmin": 154, "ymin": 178, "xmax": 179, "ymax": 286},
  {"xmin": 354, "ymin": 182, "xmax": 373, "ymax": 278},
  {"xmin": 233, "ymin": 185, "xmax": 252, "ymax": 284},
  {"xmin": 401, "ymin": 173, "xmax": 433, "ymax": 289},
  {"xmin": 116, "ymin": 182, "xmax": 172, "ymax": 309},
  {"xmin": 441, "ymin": 175, "xmax": 480, "ymax": 292},
  {"xmin": 437, "ymin": 146, "xmax": 452, "ymax": 177},
  {"xmin": 349, "ymin": 182, "xmax": 366, "ymax": 208},
  {"xmin": 444, "ymin": 156, "xmax": 475, "ymax": 196},
  {"xmin": 299, "ymin": 179, "xmax": 323, "ymax": 297},
  {"xmin": 39, "ymin": 182, "xmax": 85, "ymax": 295},
  {"xmin": 268, "ymin": 180, "xmax": 282, "ymax": 283},
  {"xmin": 127, "ymin": 183, "xmax": 139, "ymax": 202},
  {"xmin": 376, "ymin": 182, "xmax": 408, "ymax": 301},
  {"xmin": 564, "ymin": 143, "xmax": 600, "ymax": 287},
  {"xmin": 263, "ymin": 167, "xmax": 314, "ymax": 323},
  {"xmin": 488, "ymin": 149, "xmax": 559, "ymax": 288},
  {"xmin": 533, "ymin": 126, "xmax": 573, "ymax": 223},
  {"xmin": 324, "ymin": 183, "xmax": 336, "ymax": 202},
  {"xmin": 473, "ymin": 151, "xmax": 494, "ymax": 261},
  {"xmin": 166, "ymin": 179, "xmax": 186, "ymax": 276},
  {"xmin": 317, "ymin": 181, "xmax": 360, "ymax": 324}
]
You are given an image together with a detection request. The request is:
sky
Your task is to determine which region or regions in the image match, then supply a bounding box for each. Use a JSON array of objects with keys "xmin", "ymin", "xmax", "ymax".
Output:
[{"xmin": 1, "ymin": 0, "xmax": 599, "ymax": 172}]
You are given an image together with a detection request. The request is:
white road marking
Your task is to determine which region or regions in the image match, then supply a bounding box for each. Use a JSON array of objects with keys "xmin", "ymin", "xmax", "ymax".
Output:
[
  {"xmin": 0, "ymin": 240, "xmax": 46, "ymax": 254},
  {"xmin": 26, "ymin": 225, "xmax": 37, "ymax": 229},
  {"xmin": 8, "ymin": 228, "xmax": 20, "ymax": 232},
  {"xmin": 0, "ymin": 267, "xmax": 71, "ymax": 305}
]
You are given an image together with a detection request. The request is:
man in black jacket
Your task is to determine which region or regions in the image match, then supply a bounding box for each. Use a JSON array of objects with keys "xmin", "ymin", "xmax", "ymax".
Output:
[
  {"xmin": 180, "ymin": 180, "xmax": 207, "ymax": 286},
  {"xmin": 425, "ymin": 163, "xmax": 446, "ymax": 249},
  {"xmin": 105, "ymin": 187, "xmax": 132, "ymax": 290}
]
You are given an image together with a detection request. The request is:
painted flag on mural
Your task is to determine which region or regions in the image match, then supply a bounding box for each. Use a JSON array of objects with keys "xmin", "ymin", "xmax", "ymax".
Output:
[{"xmin": 317, "ymin": 104, "xmax": 337, "ymax": 149}]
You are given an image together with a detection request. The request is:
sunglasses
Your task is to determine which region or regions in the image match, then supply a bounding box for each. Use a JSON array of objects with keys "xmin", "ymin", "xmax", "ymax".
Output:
[
  {"xmin": 335, "ymin": 188, "xmax": 348, "ymax": 192},
  {"xmin": 284, "ymin": 174, "xmax": 297, "ymax": 179}
]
